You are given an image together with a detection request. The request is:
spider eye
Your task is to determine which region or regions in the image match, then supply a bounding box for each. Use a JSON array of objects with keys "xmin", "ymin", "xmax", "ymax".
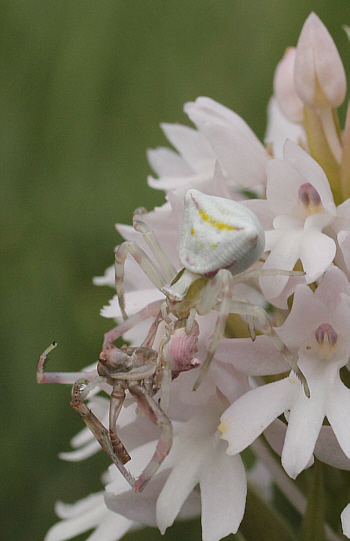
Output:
[{"xmin": 179, "ymin": 189, "xmax": 265, "ymax": 276}]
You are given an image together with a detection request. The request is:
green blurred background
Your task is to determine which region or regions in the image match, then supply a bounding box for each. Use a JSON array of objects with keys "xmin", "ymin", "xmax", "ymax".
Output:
[{"xmin": 1, "ymin": 1, "xmax": 349, "ymax": 540}]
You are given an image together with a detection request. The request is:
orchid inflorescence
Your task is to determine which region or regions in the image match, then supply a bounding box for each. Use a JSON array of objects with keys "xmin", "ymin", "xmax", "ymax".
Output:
[{"xmin": 38, "ymin": 13, "xmax": 350, "ymax": 541}]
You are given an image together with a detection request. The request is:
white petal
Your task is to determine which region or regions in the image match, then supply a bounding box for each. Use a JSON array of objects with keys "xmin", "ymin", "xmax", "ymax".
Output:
[
  {"xmin": 341, "ymin": 504, "xmax": 350, "ymax": 538},
  {"xmin": 156, "ymin": 439, "xmax": 207, "ymax": 533},
  {"xmin": 148, "ymin": 174, "xmax": 202, "ymax": 192},
  {"xmin": 93, "ymin": 264, "xmax": 115, "ymax": 288},
  {"xmin": 161, "ymin": 122, "xmax": 215, "ymax": 174},
  {"xmin": 157, "ymin": 397, "xmax": 225, "ymax": 533},
  {"xmin": 101, "ymin": 289, "xmax": 163, "ymax": 319},
  {"xmin": 45, "ymin": 496, "xmax": 107, "ymax": 541},
  {"xmin": 85, "ymin": 513, "xmax": 133, "ymax": 541},
  {"xmin": 185, "ymin": 97, "xmax": 265, "ymax": 153},
  {"xmin": 300, "ymin": 229, "xmax": 336, "ymax": 282},
  {"xmin": 260, "ymin": 229, "xmax": 302, "ymax": 299},
  {"xmin": 220, "ymin": 379, "xmax": 293, "ymax": 455},
  {"xmin": 147, "ymin": 146, "xmax": 194, "ymax": 177},
  {"xmin": 200, "ymin": 444, "xmax": 246, "ymax": 541},
  {"xmin": 59, "ymin": 440, "xmax": 101, "ymax": 461},
  {"xmin": 200, "ymin": 122, "xmax": 267, "ymax": 187},
  {"xmin": 282, "ymin": 384, "xmax": 326, "ymax": 478},
  {"xmin": 54, "ymin": 493, "xmax": 105, "ymax": 519}
]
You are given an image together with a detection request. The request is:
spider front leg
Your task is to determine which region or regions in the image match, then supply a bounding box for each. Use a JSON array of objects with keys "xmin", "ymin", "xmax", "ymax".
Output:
[
  {"xmin": 193, "ymin": 269, "xmax": 232, "ymax": 390},
  {"xmin": 108, "ymin": 388, "xmax": 132, "ymax": 465},
  {"xmin": 194, "ymin": 269, "xmax": 310, "ymax": 397},
  {"xmin": 37, "ymin": 342, "xmax": 97, "ymax": 384},
  {"xmin": 129, "ymin": 383, "xmax": 173, "ymax": 493},
  {"xmin": 132, "ymin": 209, "xmax": 177, "ymax": 282},
  {"xmin": 227, "ymin": 299, "xmax": 310, "ymax": 397},
  {"xmin": 70, "ymin": 379, "xmax": 136, "ymax": 486},
  {"xmin": 115, "ymin": 215, "xmax": 177, "ymax": 320},
  {"xmin": 115, "ymin": 241, "xmax": 168, "ymax": 320}
]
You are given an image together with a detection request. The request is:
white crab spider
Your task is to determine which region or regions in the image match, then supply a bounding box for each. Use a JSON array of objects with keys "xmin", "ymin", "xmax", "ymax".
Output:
[{"xmin": 115, "ymin": 189, "xmax": 310, "ymax": 397}]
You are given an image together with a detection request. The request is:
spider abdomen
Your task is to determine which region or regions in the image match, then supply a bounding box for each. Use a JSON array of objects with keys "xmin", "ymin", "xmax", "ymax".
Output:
[{"xmin": 179, "ymin": 189, "xmax": 265, "ymax": 276}]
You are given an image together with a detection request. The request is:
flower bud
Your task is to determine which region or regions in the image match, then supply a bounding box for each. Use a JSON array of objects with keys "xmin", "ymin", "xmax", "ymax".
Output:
[{"xmin": 294, "ymin": 12, "xmax": 346, "ymax": 108}]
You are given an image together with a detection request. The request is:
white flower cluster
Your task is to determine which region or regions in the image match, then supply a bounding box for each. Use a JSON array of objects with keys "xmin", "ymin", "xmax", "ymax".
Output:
[{"xmin": 44, "ymin": 13, "xmax": 350, "ymax": 541}]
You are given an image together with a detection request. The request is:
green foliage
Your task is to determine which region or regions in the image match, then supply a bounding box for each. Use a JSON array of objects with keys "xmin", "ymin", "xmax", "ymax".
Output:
[
  {"xmin": 300, "ymin": 460, "xmax": 326, "ymax": 541},
  {"xmin": 239, "ymin": 485, "xmax": 297, "ymax": 541}
]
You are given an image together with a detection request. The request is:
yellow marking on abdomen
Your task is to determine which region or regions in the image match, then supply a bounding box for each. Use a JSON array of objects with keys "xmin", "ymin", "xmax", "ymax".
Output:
[{"xmin": 198, "ymin": 209, "xmax": 237, "ymax": 231}]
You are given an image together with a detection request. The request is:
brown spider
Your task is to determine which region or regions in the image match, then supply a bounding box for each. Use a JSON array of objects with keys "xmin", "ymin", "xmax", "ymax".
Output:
[{"xmin": 37, "ymin": 307, "xmax": 200, "ymax": 492}]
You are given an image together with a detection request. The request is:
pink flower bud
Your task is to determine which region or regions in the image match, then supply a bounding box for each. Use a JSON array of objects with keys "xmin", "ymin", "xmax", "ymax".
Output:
[
  {"xmin": 294, "ymin": 12, "xmax": 347, "ymax": 108},
  {"xmin": 273, "ymin": 47, "xmax": 304, "ymax": 123}
]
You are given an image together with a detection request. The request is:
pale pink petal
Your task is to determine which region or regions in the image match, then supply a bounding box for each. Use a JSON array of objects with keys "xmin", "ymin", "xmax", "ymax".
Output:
[
  {"xmin": 294, "ymin": 13, "xmax": 346, "ymax": 108},
  {"xmin": 263, "ymin": 419, "xmax": 287, "ymax": 457},
  {"xmin": 314, "ymin": 264, "xmax": 350, "ymax": 312},
  {"xmin": 215, "ymin": 335, "xmax": 290, "ymax": 375},
  {"xmin": 265, "ymin": 97, "xmax": 305, "ymax": 159},
  {"xmin": 273, "ymin": 47, "xmax": 304, "ymax": 124},
  {"xmin": 266, "ymin": 157, "xmax": 304, "ymax": 214},
  {"xmin": 209, "ymin": 360, "xmax": 249, "ymax": 404},
  {"xmin": 277, "ymin": 284, "xmax": 326, "ymax": 347},
  {"xmin": 314, "ymin": 426, "xmax": 350, "ymax": 470},
  {"xmin": 338, "ymin": 231, "xmax": 350, "ymax": 274},
  {"xmin": 299, "ymin": 229, "xmax": 336, "ymax": 282},
  {"xmin": 184, "ymin": 97, "xmax": 268, "ymax": 187},
  {"xmin": 243, "ymin": 198, "xmax": 275, "ymax": 230},
  {"xmin": 326, "ymin": 377, "xmax": 350, "ymax": 458},
  {"xmin": 185, "ymin": 97, "xmax": 260, "ymax": 137},
  {"xmin": 336, "ymin": 197, "xmax": 350, "ymax": 222},
  {"xmin": 105, "ymin": 469, "xmax": 200, "ymax": 528},
  {"xmin": 283, "ymin": 139, "xmax": 336, "ymax": 212}
]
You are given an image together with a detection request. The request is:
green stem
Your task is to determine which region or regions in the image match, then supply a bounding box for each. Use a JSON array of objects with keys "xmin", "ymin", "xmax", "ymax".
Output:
[{"xmin": 304, "ymin": 106, "xmax": 342, "ymax": 205}]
